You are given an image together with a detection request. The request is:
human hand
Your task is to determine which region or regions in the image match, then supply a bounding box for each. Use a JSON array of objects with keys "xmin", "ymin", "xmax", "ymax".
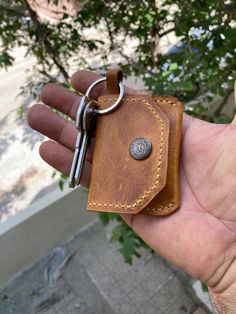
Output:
[{"xmin": 28, "ymin": 71, "xmax": 236, "ymax": 312}]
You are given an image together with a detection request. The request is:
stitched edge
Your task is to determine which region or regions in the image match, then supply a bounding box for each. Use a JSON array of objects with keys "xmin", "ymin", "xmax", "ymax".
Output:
[
  {"xmin": 144, "ymin": 202, "xmax": 174, "ymax": 213},
  {"xmin": 141, "ymin": 97, "xmax": 179, "ymax": 213},
  {"xmin": 88, "ymin": 96, "xmax": 165, "ymax": 210},
  {"xmin": 145, "ymin": 97, "xmax": 178, "ymax": 213}
]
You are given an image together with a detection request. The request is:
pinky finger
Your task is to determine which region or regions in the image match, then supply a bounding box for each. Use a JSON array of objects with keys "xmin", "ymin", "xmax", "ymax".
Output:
[{"xmin": 39, "ymin": 140, "xmax": 92, "ymax": 188}]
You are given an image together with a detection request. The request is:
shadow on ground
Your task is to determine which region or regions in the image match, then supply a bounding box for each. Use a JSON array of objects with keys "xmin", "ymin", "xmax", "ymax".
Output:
[{"xmin": 0, "ymin": 221, "xmax": 209, "ymax": 314}]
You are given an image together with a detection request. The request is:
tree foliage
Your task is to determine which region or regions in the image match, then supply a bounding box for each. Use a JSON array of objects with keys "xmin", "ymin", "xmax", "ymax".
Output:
[{"xmin": 1, "ymin": 0, "xmax": 236, "ymax": 263}]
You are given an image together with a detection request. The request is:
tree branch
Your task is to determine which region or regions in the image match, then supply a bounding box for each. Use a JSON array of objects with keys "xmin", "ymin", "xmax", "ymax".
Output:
[
  {"xmin": 214, "ymin": 90, "xmax": 232, "ymax": 116},
  {"xmin": 119, "ymin": 50, "xmax": 154, "ymax": 76},
  {"xmin": 159, "ymin": 27, "xmax": 176, "ymax": 38},
  {"xmin": 0, "ymin": 1, "xmax": 26, "ymax": 15},
  {"xmin": 104, "ymin": 16, "xmax": 114, "ymax": 51},
  {"xmin": 23, "ymin": 0, "xmax": 69, "ymax": 81},
  {"xmin": 38, "ymin": 69, "xmax": 57, "ymax": 82}
]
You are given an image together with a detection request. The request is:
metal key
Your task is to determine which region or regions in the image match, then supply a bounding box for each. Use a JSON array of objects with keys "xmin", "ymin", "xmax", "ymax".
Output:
[
  {"xmin": 68, "ymin": 96, "xmax": 91, "ymax": 188},
  {"xmin": 74, "ymin": 101, "xmax": 96, "ymax": 186},
  {"xmin": 68, "ymin": 133, "xmax": 82, "ymax": 188},
  {"xmin": 68, "ymin": 75, "xmax": 124, "ymax": 188}
]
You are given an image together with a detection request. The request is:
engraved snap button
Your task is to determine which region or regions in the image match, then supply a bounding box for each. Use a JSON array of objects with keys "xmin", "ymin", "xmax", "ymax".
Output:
[{"xmin": 129, "ymin": 138, "xmax": 152, "ymax": 160}]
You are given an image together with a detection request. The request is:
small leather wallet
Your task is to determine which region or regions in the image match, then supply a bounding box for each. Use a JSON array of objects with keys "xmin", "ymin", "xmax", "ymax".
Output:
[
  {"xmin": 86, "ymin": 69, "xmax": 183, "ymax": 216},
  {"xmin": 87, "ymin": 70, "xmax": 183, "ymax": 215}
]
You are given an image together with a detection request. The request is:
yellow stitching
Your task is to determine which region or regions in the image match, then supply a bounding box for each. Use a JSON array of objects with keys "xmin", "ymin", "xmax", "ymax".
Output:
[
  {"xmin": 89, "ymin": 96, "xmax": 179, "ymax": 212},
  {"xmin": 144, "ymin": 202, "xmax": 174, "ymax": 212},
  {"xmin": 89, "ymin": 97, "xmax": 165, "ymax": 210},
  {"xmin": 153, "ymin": 98, "xmax": 176, "ymax": 107},
  {"xmin": 100, "ymin": 97, "xmax": 177, "ymax": 107}
]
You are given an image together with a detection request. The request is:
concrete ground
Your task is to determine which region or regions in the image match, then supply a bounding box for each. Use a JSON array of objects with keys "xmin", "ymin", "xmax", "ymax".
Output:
[{"xmin": 0, "ymin": 221, "xmax": 210, "ymax": 314}]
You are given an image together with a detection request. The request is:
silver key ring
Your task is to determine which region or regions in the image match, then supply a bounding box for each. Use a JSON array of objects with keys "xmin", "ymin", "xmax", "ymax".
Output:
[{"xmin": 84, "ymin": 77, "xmax": 125, "ymax": 115}]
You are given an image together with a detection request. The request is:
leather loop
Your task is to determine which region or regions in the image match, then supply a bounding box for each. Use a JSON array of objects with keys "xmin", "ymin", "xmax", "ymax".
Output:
[{"xmin": 106, "ymin": 69, "xmax": 123, "ymax": 94}]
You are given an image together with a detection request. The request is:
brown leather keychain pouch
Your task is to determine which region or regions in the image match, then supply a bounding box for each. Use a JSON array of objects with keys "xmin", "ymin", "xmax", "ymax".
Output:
[{"xmin": 86, "ymin": 69, "xmax": 183, "ymax": 216}]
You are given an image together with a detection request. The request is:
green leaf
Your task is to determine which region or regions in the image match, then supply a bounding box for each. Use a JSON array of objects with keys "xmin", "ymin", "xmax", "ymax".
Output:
[
  {"xmin": 179, "ymin": 81, "xmax": 194, "ymax": 91},
  {"xmin": 98, "ymin": 212, "xmax": 111, "ymax": 225},
  {"xmin": 59, "ymin": 174, "xmax": 67, "ymax": 190},
  {"xmin": 51, "ymin": 171, "xmax": 56, "ymax": 179},
  {"xmin": 213, "ymin": 115, "xmax": 232, "ymax": 124},
  {"xmin": 110, "ymin": 224, "xmax": 123, "ymax": 242},
  {"xmin": 17, "ymin": 105, "xmax": 24, "ymax": 120},
  {"xmin": 59, "ymin": 45, "xmax": 68, "ymax": 53},
  {"xmin": 0, "ymin": 51, "xmax": 14, "ymax": 68},
  {"xmin": 162, "ymin": 70, "xmax": 172, "ymax": 78},
  {"xmin": 169, "ymin": 63, "xmax": 178, "ymax": 71},
  {"xmin": 59, "ymin": 180, "xmax": 64, "ymax": 191},
  {"xmin": 121, "ymin": 234, "xmax": 135, "ymax": 264},
  {"xmin": 172, "ymin": 80, "xmax": 194, "ymax": 91},
  {"xmin": 201, "ymin": 282, "xmax": 209, "ymax": 292},
  {"xmin": 144, "ymin": 13, "xmax": 154, "ymax": 23}
]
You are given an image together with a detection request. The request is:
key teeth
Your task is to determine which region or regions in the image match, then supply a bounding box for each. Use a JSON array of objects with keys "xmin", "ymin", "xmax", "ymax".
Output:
[{"xmin": 71, "ymin": 100, "xmax": 95, "ymax": 188}]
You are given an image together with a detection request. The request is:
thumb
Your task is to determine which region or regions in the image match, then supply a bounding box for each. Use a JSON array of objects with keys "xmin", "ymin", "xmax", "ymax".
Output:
[{"xmin": 231, "ymin": 81, "xmax": 236, "ymax": 124}]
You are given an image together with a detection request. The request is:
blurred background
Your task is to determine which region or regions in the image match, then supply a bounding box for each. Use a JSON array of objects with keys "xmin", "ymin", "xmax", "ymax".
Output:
[{"xmin": 0, "ymin": 1, "xmax": 235, "ymax": 313}]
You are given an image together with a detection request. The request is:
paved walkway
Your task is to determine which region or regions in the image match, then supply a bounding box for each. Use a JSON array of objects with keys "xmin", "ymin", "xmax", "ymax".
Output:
[{"xmin": 0, "ymin": 221, "xmax": 209, "ymax": 314}]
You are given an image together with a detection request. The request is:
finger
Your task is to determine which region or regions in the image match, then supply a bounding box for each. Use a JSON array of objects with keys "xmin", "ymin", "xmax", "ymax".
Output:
[
  {"xmin": 71, "ymin": 71, "xmax": 105, "ymax": 100},
  {"xmin": 71, "ymin": 70, "xmax": 134, "ymax": 99},
  {"xmin": 28, "ymin": 104, "xmax": 95, "ymax": 162},
  {"xmin": 41, "ymin": 83, "xmax": 81, "ymax": 119},
  {"xmin": 39, "ymin": 141, "xmax": 92, "ymax": 188},
  {"xmin": 41, "ymin": 71, "xmax": 134, "ymax": 119},
  {"xmin": 28, "ymin": 104, "xmax": 77, "ymax": 151}
]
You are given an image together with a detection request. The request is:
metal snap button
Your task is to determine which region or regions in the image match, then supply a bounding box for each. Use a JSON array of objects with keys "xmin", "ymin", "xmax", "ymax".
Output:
[{"xmin": 129, "ymin": 138, "xmax": 152, "ymax": 160}]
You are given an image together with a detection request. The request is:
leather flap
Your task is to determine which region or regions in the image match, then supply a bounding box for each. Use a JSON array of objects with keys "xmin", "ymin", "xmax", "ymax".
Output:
[
  {"xmin": 87, "ymin": 95, "xmax": 170, "ymax": 214},
  {"xmin": 141, "ymin": 96, "xmax": 183, "ymax": 216}
]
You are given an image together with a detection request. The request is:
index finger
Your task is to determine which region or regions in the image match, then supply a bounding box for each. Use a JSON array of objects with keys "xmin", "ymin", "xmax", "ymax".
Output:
[
  {"xmin": 71, "ymin": 70, "xmax": 105, "ymax": 99},
  {"xmin": 40, "ymin": 70, "xmax": 134, "ymax": 120},
  {"xmin": 40, "ymin": 83, "xmax": 81, "ymax": 120},
  {"xmin": 71, "ymin": 70, "xmax": 135, "ymax": 99},
  {"xmin": 40, "ymin": 70, "xmax": 104, "ymax": 120}
]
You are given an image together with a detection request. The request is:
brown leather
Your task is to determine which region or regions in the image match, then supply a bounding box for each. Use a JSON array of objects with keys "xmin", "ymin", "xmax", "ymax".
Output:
[
  {"xmin": 141, "ymin": 96, "xmax": 183, "ymax": 215},
  {"xmin": 106, "ymin": 69, "xmax": 123, "ymax": 94},
  {"xmin": 87, "ymin": 70, "xmax": 183, "ymax": 216}
]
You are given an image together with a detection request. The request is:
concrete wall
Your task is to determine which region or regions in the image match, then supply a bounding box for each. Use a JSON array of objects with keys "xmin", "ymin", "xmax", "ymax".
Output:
[{"xmin": 0, "ymin": 185, "xmax": 96, "ymax": 285}]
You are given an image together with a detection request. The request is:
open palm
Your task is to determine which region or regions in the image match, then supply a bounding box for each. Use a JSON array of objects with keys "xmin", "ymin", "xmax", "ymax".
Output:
[{"xmin": 28, "ymin": 71, "xmax": 236, "ymax": 296}]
